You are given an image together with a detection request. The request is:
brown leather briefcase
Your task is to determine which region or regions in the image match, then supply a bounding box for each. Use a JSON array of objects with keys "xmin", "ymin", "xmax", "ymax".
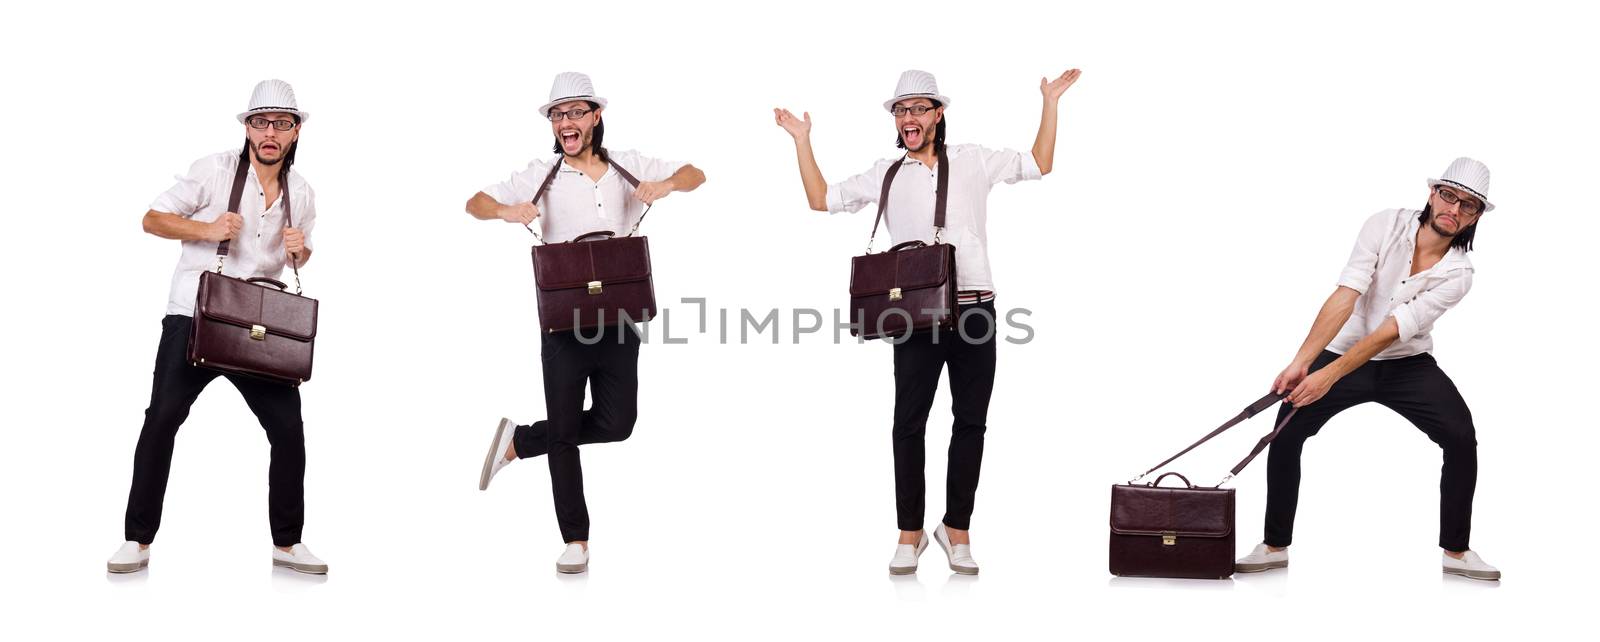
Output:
[
  {"xmin": 1109, "ymin": 393, "xmax": 1299, "ymax": 579},
  {"xmin": 188, "ymin": 153, "xmax": 318, "ymax": 386},
  {"xmin": 526, "ymin": 157, "xmax": 657, "ymax": 333},
  {"xmin": 848, "ymin": 147, "xmax": 957, "ymax": 340}
]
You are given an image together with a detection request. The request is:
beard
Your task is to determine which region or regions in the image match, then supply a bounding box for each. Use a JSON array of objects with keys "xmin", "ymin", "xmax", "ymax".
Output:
[
  {"xmin": 1424, "ymin": 204, "xmax": 1465, "ymax": 238},
  {"xmin": 250, "ymin": 140, "xmax": 286, "ymax": 166}
]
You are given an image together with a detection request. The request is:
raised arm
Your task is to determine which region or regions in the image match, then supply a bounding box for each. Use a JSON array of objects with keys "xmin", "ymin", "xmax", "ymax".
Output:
[
  {"xmin": 774, "ymin": 108, "xmax": 828, "ymax": 211},
  {"xmin": 633, "ymin": 164, "xmax": 706, "ymax": 205},
  {"xmin": 1032, "ymin": 69, "xmax": 1082, "ymax": 176},
  {"xmin": 142, "ymin": 209, "xmax": 238, "ymax": 243},
  {"xmin": 466, "ymin": 191, "xmax": 539, "ymax": 226}
]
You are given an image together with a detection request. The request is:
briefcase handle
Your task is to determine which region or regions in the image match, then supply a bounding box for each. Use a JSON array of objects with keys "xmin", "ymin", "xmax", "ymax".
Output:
[
  {"xmin": 888, "ymin": 240, "xmax": 928, "ymax": 252},
  {"xmin": 864, "ymin": 146, "xmax": 950, "ymax": 254},
  {"xmin": 1150, "ymin": 472, "xmax": 1195, "ymax": 488},
  {"xmin": 570, "ymin": 231, "xmax": 618, "ymax": 244},
  {"xmin": 246, "ymin": 277, "xmax": 289, "ymax": 291},
  {"xmin": 1128, "ymin": 391, "xmax": 1301, "ymax": 488},
  {"xmin": 522, "ymin": 155, "xmax": 654, "ymax": 245},
  {"xmin": 212, "ymin": 149, "xmax": 305, "ymax": 295}
]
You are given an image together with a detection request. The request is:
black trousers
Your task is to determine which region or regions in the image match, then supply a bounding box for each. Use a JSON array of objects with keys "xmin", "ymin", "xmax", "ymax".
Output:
[
  {"xmin": 891, "ymin": 300, "xmax": 998, "ymax": 532},
  {"xmin": 1264, "ymin": 350, "xmax": 1478, "ymax": 551},
  {"xmin": 513, "ymin": 325, "xmax": 640, "ymax": 543},
  {"xmin": 124, "ymin": 315, "xmax": 306, "ymax": 547}
]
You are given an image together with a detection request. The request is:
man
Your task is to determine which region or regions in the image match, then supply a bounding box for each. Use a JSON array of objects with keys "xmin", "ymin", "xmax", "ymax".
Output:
[
  {"xmin": 1235, "ymin": 158, "xmax": 1500, "ymax": 581},
  {"xmin": 469, "ymin": 72, "xmax": 704, "ymax": 574},
  {"xmin": 107, "ymin": 79, "xmax": 326, "ymax": 575},
  {"xmin": 774, "ymin": 68, "xmax": 1080, "ymax": 575}
]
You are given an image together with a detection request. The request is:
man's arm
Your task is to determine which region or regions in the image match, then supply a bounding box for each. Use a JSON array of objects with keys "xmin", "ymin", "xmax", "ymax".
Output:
[
  {"xmin": 633, "ymin": 164, "xmax": 706, "ymax": 205},
  {"xmin": 466, "ymin": 192, "xmax": 539, "ymax": 226},
  {"xmin": 774, "ymin": 108, "xmax": 828, "ymax": 211},
  {"xmin": 142, "ymin": 209, "xmax": 238, "ymax": 243},
  {"xmin": 1285, "ymin": 316, "xmax": 1400, "ymax": 407},
  {"xmin": 284, "ymin": 228, "xmax": 312, "ymax": 267},
  {"xmin": 1031, "ymin": 69, "xmax": 1082, "ymax": 176},
  {"xmin": 1273, "ymin": 286, "xmax": 1360, "ymax": 395}
]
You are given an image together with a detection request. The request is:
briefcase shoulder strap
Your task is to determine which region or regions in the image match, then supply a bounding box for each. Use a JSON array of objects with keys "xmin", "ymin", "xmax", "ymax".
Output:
[
  {"xmin": 213, "ymin": 151, "xmax": 304, "ymax": 294},
  {"xmin": 865, "ymin": 147, "xmax": 949, "ymax": 253},
  {"xmin": 1131, "ymin": 391, "xmax": 1300, "ymax": 487},
  {"xmin": 527, "ymin": 154, "xmax": 655, "ymax": 243}
]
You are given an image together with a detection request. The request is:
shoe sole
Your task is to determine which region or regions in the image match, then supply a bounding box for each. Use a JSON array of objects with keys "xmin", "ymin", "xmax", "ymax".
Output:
[
  {"xmin": 107, "ymin": 560, "xmax": 148, "ymax": 574},
  {"xmin": 273, "ymin": 559, "xmax": 329, "ymax": 574},
  {"xmin": 1443, "ymin": 567, "xmax": 1500, "ymax": 581},
  {"xmin": 479, "ymin": 418, "xmax": 515, "ymax": 491},
  {"xmin": 932, "ymin": 526, "xmax": 979, "ymax": 575},
  {"xmin": 557, "ymin": 562, "xmax": 588, "ymax": 574},
  {"xmin": 1235, "ymin": 560, "xmax": 1289, "ymax": 573}
]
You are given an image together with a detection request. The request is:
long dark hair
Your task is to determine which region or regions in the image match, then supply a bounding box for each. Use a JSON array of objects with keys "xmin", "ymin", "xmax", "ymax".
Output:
[
  {"xmin": 551, "ymin": 100, "xmax": 608, "ymax": 162},
  {"xmin": 1419, "ymin": 203, "xmax": 1476, "ymax": 252},
  {"xmin": 895, "ymin": 100, "xmax": 946, "ymax": 151}
]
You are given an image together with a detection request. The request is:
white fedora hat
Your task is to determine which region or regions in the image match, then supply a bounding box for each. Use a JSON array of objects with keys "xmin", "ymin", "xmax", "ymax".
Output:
[
  {"xmin": 539, "ymin": 71, "xmax": 608, "ymax": 118},
  {"xmin": 236, "ymin": 79, "xmax": 309, "ymax": 124},
  {"xmin": 883, "ymin": 69, "xmax": 952, "ymax": 112},
  {"xmin": 1427, "ymin": 157, "xmax": 1494, "ymax": 212}
]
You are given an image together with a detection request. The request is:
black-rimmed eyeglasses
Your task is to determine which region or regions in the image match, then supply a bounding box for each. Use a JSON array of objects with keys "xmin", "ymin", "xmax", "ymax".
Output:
[
  {"xmin": 1434, "ymin": 186, "xmax": 1484, "ymax": 216},
  {"xmin": 247, "ymin": 116, "xmax": 298, "ymax": 131},
  {"xmin": 548, "ymin": 108, "xmax": 593, "ymax": 122}
]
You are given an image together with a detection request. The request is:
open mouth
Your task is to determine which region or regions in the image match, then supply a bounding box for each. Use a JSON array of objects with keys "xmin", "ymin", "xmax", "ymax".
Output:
[
  {"xmin": 560, "ymin": 130, "xmax": 581, "ymax": 149},
  {"xmin": 902, "ymin": 125, "xmax": 923, "ymax": 147},
  {"xmin": 259, "ymin": 143, "xmax": 280, "ymax": 154}
]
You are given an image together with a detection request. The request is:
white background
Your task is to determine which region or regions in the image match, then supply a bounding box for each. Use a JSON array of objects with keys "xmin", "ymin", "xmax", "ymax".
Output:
[{"xmin": 2, "ymin": 0, "xmax": 1594, "ymax": 639}]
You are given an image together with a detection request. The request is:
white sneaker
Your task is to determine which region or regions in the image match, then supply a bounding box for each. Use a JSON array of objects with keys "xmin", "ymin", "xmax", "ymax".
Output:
[
  {"xmin": 557, "ymin": 543, "xmax": 588, "ymax": 574},
  {"xmin": 888, "ymin": 530, "xmax": 929, "ymax": 575},
  {"xmin": 1234, "ymin": 542, "xmax": 1289, "ymax": 573},
  {"xmin": 932, "ymin": 523, "xmax": 979, "ymax": 575},
  {"xmin": 479, "ymin": 418, "xmax": 518, "ymax": 491},
  {"xmin": 1442, "ymin": 550, "xmax": 1500, "ymax": 581},
  {"xmin": 272, "ymin": 543, "xmax": 329, "ymax": 574},
  {"xmin": 106, "ymin": 541, "xmax": 149, "ymax": 573}
]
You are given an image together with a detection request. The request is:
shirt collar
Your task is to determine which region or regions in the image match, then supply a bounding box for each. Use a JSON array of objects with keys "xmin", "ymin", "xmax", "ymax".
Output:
[
  {"xmin": 1403, "ymin": 208, "xmax": 1474, "ymax": 273},
  {"xmin": 557, "ymin": 157, "xmax": 612, "ymax": 178}
]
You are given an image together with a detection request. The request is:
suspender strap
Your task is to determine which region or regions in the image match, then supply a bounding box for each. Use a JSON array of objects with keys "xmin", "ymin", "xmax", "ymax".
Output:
[
  {"xmin": 934, "ymin": 145, "xmax": 948, "ymax": 231},
  {"xmin": 865, "ymin": 146, "xmax": 949, "ymax": 253},
  {"xmin": 526, "ymin": 154, "xmax": 653, "ymax": 243},
  {"xmin": 213, "ymin": 153, "xmax": 302, "ymax": 294}
]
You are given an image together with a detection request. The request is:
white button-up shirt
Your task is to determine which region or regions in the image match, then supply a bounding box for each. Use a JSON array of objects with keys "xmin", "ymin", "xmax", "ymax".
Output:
[
  {"xmin": 481, "ymin": 150, "xmax": 685, "ymax": 244},
  {"xmin": 826, "ymin": 143, "xmax": 1042, "ymax": 293},
  {"xmin": 149, "ymin": 149, "xmax": 317, "ymax": 317},
  {"xmin": 1328, "ymin": 208, "xmax": 1474, "ymax": 360}
]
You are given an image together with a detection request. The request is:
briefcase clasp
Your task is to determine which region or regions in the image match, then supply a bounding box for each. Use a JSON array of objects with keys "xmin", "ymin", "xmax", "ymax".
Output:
[
  {"xmin": 889, "ymin": 287, "xmax": 903, "ymax": 301},
  {"xmin": 1162, "ymin": 532, "xmax": 1177, "ymax": 546},
  {"xmin": 587, "ymin": 281, "xmax": 603, "ymax": 295},
  {"xmin": 250, "ymin": 325, "xmax": 266, "ymax": 341}
]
